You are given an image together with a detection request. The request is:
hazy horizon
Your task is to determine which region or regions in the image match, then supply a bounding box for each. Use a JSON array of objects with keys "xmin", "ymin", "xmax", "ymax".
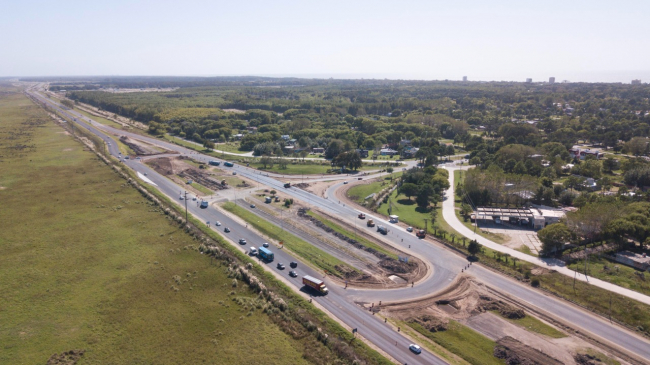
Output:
[{"xmin": 2, "ymin": 0, "xmax": 649, "ymax": 83}]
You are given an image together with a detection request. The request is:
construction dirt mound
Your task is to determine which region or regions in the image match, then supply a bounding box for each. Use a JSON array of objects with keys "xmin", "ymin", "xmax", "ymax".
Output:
[
  {"xmin": 479, "ymin": 295, "xmax": 526, "ymax": 319},
  {"xmin": 410, "ymin": 315, "xmax": 448, "ymax": 332},
  {"xmin": 119, "ymin": 136, "xmax": 170, "ymax": 155},
  {"xmin": 46, "ymin": 349, "xmax": 85, "ymax": 365},
  {"xmin": 146, "ymin": 156, "xmax": 229, "ymax": 191},
  {"xmin": 494, "ymin": 336, "xmax": 563, "ymax": 365}
]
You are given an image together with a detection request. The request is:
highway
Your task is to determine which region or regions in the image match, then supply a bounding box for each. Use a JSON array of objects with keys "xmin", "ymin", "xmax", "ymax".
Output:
[{"xmin": 28, "ymin": 88, "xmax": 650, "ymax": 364}]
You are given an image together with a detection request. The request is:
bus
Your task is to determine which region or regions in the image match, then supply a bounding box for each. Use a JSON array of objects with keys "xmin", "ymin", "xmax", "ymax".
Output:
[{"xmin": 258, "ymin": 247, "xmax": 274, "ymax": 262}]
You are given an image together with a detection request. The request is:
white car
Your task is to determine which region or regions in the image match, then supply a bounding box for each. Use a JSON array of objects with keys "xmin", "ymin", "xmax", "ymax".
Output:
[
  {"xmin": 192, "ymin": 197, "xmax": 197, "ymax": 201},
  {"xmin": 215, "ymin": 221, "xmax": 222, "ymax": 226},
  {"xmin": 406, "ymin": 227, "xmax": 413, "ymax": 232},
  {"xmin": 179, "ymin": 196, "xmax": 184, "ymax": 200}
]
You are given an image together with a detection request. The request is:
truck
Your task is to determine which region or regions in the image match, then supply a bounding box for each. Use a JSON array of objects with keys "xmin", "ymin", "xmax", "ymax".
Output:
[
  {"xmin": 302, "ymin": 275, "xmax": 329, "ymax": 295},
  {"xmin": 366, "ymin": 219, "xmax": 375, "ymax": 227},
  {"xmin": 208, "ymin": 160, "xmax": 221, "ymax": 166},
  {"xmin": 224, "ymin": 162, "xmax": 234, "ymax": 167},
  {"xmin": 416, "ymin": 229, "xmax": 426, "ymax": 238},
  {"xmin": 377, "ymin": 226, "xmax": 388, "ymax": 235},
  {"xmin": 284, "ymin": 182, "xmax": 291, "ymax": 188},
  {"xmin": 265, "ymin": 196, "xmax": 272, "ymax": 203},
  {"xmin": 389, "ymin": 215, "xmax": 399, "ymax": 223},
  {"xmin": 258, "ymin": 247, "xmax": 274, "ymax": 262}
]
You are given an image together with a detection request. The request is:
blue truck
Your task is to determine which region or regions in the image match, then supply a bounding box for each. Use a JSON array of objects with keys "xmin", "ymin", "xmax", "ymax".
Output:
[
  {"xmin": 208, "ymin": 160, "xmax": 221, "ymax": 166},
  {"xmin": 258, "ymin": 247, "xmax": 274, "ymax": 262},
  {"xmin": 224, "ymin": 162, "xmax": 234, "ymax": 167}
]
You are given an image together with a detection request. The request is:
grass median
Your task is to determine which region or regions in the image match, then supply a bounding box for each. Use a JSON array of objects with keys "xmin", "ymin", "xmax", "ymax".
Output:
[{"xmin": 221, "ymin": 202, "xmax": 357, "ymax": 278}]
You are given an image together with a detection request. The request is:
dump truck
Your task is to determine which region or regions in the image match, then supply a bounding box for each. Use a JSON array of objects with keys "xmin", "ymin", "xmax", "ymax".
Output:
[
  {"xmin": 208, "ymin": 160, "xmax": 221, "ymax": 166},
  {"xmin": 284, "ymin": 182, "xmax": 291, "ymax": 188},
  {"xmin": 366, "ymin": 219, "xmax": 375, "ymax": 227},
  {"xmin": 258, "ymin": 247, "xmax": 274, "ymax": 262},
  {"xmin": 377, "ymin": 226, "xmax": 388, "ymax": 235},
  {"xmin": 416, "ymin": 229, "xmax": 426, "ymax": 238},
  {"xmin": 302, "ymin": 275, "xmax": 329, "ymax": 295},
  {"xmin": 224, "ymin": 162, "xmax": 234, "ymax": 167}
]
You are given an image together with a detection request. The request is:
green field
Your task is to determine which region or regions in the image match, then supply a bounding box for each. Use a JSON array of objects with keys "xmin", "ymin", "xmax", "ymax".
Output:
[
  {"xmin": 214, "ymin": 141, "xmax": 244, "ymax": 153},
  {"xmin": 221, "ymin": 202, "xmax": 357, "ymax": 278},
  {"xmin": 0, "ymin": 87, "xmax": 351, "ymax": 364},
  {"xmin": 495, "ymin": 312, "xmax": 566, "ymax": 338},
  {"xmin": 347, "ymin": 175, "xmax": 400, "ymax": 204},
  {"xmin": 73, "ymin": 106, "xmax": 125, "ymax": 129},
  {"xmin": 567, "ymin": 256, "xmax": 650, "ymax": 296},
  {"xmin": 408, "ymin": 320, "xmax": 503, "ymax": 365}
]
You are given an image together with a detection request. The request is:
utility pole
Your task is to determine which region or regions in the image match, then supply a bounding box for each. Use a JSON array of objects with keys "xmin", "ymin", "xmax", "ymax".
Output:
[{"xmin": 184, "ymin": 191, "xmax": 188, "ymax": 223}]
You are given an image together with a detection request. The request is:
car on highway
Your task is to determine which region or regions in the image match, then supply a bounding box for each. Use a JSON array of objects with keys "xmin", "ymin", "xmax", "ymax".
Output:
[
  {"xmin": 250, "ymin": 204, "xmax": 256, "ymax": 208},
  {"xmin": 289, "ymin": 270, "xmax": 297, "ymax": 277},
  {"xmin": 409, "ymin": 344, "xmax": 421, "ymax": 354},
  {"xmin": 224, "ymin": 227, "xmax": 230, "ymax": 233},
  {"xmin": 406, "ymin": 227, "xmax": 413, "ymax": 232},
  {"xmin": 357, "ymin": 177, "xmax": 362, "ymax": 180},
  {"xmin": 239, "ymin": 238, "xmax": 246, "ymax": 245},
  {"xmin": 232, "ymin": 172, "xmax": 237, "ymax": 175},
  {"xmin": 179, "ymin": 196, "xmax": 184, "ymax": 200},
  {"xmin": 290, "ymin": 261, "xmax": 298, "ymax": 268},
  {"xmin": 144, "ymin": 172, "xmax": 147, "ymax": 176},
  {"xmin": 249, "ymin": 247, "xmax": 257, "ymax": 255},
  {"xmin": 358, "ymin": 213, "xmax": 365, "ymax": 219},
  {"xmin": 343, "ymin": 181, "xmax": 349, "ymax": 184},
  {"xmin": 277, "ymin": 263, "xmax": 285, "ymax": 270},
  {"xmin": 215, "ymin": 221, "xmax": 221, "ymax": 226},
  {"xmin": 124, "ymin": 156, "xmax": 130, "ymax": 159},
  {"xmin": 262, "ymin": 242, "xmax": 269, "ymax": 248},
  {"xmin": 192, "ymin": 197, "xmax": 197, "ymax": 201},
  {"xmin": 136, "ymin": 157, "xmax": 141, "ymax": 160}
]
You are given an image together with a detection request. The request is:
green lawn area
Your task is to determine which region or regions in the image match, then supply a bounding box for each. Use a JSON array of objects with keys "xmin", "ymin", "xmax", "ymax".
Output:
[
  {"xmin": 494, "ymin": 312, "xmax": 566, "ymax": 338},
  {"xmin": 214, "ymin": 141, "xmax": 244, "ymax": 153},
  {"xmin": 307, "ymin": 210, "xmax": 398, "ymax": 260},
  {"xmin": 190, "ymin": 181, "xmax": 213, "ymax": 195},
  {"xmin": 346, "ymin": 175, "xmax": 399, "ymax": 204},
  {"xmin": 567, "ymin": 256, "xmax": 650, "ymax": 296},
  {"xmin": 221, "ymin": 202, "xmax": 357, "ymax": 278},
  {"xmin": 407, "ymin": 320, "xmax": 503, "ymax": 365},
  {"xmin": 0, "ymin": 87, "xmax": 314, "ymax": 365}
]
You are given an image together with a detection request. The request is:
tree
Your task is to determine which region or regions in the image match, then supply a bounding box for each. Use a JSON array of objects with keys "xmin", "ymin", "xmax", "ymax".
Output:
[
  {"xmin": 299, "ymin": 150, "xmax": 309, "ymax": 161},
  {"xmin": 399, "ymin": 183, "xmax": 419, "ymax": 201},
  {"xmin": 566, "ymin": 202, "xmax": 619, "ymax": 244},
  {"xmin": 602, "ymin": 157, "xmax": 618, "ymax": 173},
  {"xmin": 415, "ymin": 184, "xmax": 434, "ymax": 209},
  {"xmin": 467, "ymin": 240, "xmax": 482, "ymax": 257},
  {"xmin": 537, "ymin": 223, "xmax": 571, "ymax": 255},
  {"xmin": 60, "ymin": 99, "xmax": 74, "ymax": 109},
  {"xmin": 270, "ymin": 190, "xmax": 277, "ymax": 196},
  {"xmin": 260, "ymin": 156, "xmax": 273, "ymax": 169},
  {"xmin": 203, "ymin": 139, "xmax": 215, "ymax": 150}
]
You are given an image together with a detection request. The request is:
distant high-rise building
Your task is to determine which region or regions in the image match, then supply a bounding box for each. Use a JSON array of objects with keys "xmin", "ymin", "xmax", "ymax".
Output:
[
  {"xmin": 549, "ymin": 77, "xmax": 555, "ymax": 84},
  {"xmin": 526, "ymin": 78, "xmax": 532, "ymax": 83},
  {"xmin": 462, "ymin": 76, "xmax": 467, "ymax": 82},
  {"xmin": 632, "ymin": 79, "xmax": 641, "ymax": 85}
]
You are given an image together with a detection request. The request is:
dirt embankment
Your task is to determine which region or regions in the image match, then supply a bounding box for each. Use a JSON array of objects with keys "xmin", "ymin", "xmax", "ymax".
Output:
[
  {"xmin": 146, "ymin": 156, "xmax": 230, "ymax": 193},
  {"xmin": 119, "ymin": 136, "xmax": 174, "ymax": 156},
  {"xmin": 495, "ymin": 336, "xmax": 563, "ymax": 365}
]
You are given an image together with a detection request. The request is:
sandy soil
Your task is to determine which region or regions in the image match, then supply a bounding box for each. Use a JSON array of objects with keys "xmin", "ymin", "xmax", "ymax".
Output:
[{"xmin": 302, "ymin": 180, "xmax": 340, "ymax": 198}]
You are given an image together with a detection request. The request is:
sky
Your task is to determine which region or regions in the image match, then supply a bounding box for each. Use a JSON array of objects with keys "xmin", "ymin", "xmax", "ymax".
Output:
[{"xmin": 1, "ymin": 0, "xmax": 649, "ymax": 82}]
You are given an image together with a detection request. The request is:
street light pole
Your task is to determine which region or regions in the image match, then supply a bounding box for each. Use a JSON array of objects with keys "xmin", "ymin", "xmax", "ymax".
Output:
[{"xmin": 184, "ymin": 191, "xmax": 188, "ymax": 223}]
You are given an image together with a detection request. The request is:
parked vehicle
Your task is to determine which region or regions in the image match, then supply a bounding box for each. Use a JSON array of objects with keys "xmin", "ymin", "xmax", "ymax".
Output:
[
  {"xmin": 406, "ymin": 226, "xmax": 413, "ymax": 232},
  {"xmin": 258, "ymin": 247, "xmax": 274, "ymax": 261},
  {"xmin": 302, "ymin": 275, "xmax": 329, "ymax": 295},
  {"xmin": 366, "ymin": 219, "xmax": 375, "ymax": 227},
  {"xmin": 265, "ymin": 197, "xmax": 272, "ymax": 203}
]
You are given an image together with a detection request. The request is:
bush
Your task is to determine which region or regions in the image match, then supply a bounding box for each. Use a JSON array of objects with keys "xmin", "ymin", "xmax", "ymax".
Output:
[{"xmin": 531, "ymin": 278, "xmax": 540, "ymax": 287}]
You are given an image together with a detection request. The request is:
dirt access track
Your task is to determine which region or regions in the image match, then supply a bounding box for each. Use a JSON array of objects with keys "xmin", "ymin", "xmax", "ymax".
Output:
[
  {"xmin": 145, "ymin": 156, "xmax": 231, "ymax": 194},
  {"xmin": 120, "ymin": 136, "xmax": 175, "ymax": 156}
]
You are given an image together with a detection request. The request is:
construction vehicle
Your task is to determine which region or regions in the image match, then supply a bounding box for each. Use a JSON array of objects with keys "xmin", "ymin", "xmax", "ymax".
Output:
[
  {"xmin": 366, "ymin": 219, "xmax": 375, "ymax": 227},
  {"xmin": 302, "ymin": 275, "xmax": 329, "ymax": 295},
  {"xmin": 377, "ymin": 226, "xmax": 388, "ymax": 235},
  {"xmin": 284, "ymin": 182, "xmax": 291, "ymax": 188},
  {"xmin": 416, "ymin": 229, "xmax": 426, "ymax": 238}
]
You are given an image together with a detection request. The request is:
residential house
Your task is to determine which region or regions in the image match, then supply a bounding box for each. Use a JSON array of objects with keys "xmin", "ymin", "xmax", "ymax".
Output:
[
  {"xmin": 401, "ymin": 146, "xmax": 420, "ymax": 158},
  {"xmin": 281, "ymin": 135, "xmax": 290, "ymax": 141},
  {"xmin": 380, "ymin": 148, "xmax": 398, "ymax": 156},
  {"xmin": 312, "ymin": 147, "xmax": 325, "ymax": 154},
  {"xmin": 569, "ymin": 148, "xmax": 603, "ymax": 160}
]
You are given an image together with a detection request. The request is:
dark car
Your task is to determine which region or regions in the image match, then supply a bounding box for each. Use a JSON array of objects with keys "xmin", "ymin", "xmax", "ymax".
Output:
[
  {"xmin": 290, "ymin": 261, "xmax": 298, "ymax": 268},
  {"xmin": 224, "ymin": 227, "xmax": 230, "ymax": 233},
  {"xmin": 262, "ymin": 242, "xmax": 269, "ymax": 248},
  {"xmin": 289, "ymin": 270, "xmax": 297, "ymax": 277},
  {"xmin": 277, "ymin": 263, "xmax": 285, "ymax": 270},
  {"xmin": 238, "ymin": 238, "xmax": 246, "ymax": 245}
]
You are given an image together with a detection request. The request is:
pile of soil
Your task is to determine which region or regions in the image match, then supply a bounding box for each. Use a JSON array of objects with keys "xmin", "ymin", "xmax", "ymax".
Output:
[
  {"xmin": 479, "ymin": 295, "xmax": 526, "ymax": 319},
  {"xmin": 46, "ymin": 349, "xmax": 85, "ymax": 365},
  {"xmin": 494, "ymin": 337, "xmax": 562, "ymax": 365},
  {"xmin": 119, "ymin": 136, "xmax": 162, "ymax": 155},
  {"xmin": 293, "ymin": 183, "xmax": 310, "ymax": 189},
  {"xmin": 179, "ymin": 169, "xmax": 229, "ymax": 191},
  {"xmin": 378, "ymin": 258, "xmax": 418, "ymax": 274},
  {"xmin": 335, "ymin": 264, "xmax": 363, "ymax": 279},
  {"xmin": 574, "ymin": 353, "xmax": 603, "ymax": 365},
  {"xmin": 410, "ymin": 315, "xmax": 448, "ymax": 332}
]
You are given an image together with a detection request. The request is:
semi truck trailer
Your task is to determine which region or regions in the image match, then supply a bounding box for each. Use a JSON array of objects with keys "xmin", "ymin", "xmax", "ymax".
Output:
[{"xmin": 302, "ymin": 275, "xmax": 328, "ymax": 295}]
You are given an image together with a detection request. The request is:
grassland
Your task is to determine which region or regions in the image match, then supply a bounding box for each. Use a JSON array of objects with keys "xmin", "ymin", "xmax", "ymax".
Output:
[
  {"xmin": 407, "ymin": 320, "xmax": 503, "ymax": 365},
  {"xmin": 493, "ymin": 312, "xmax": 566, "ymax": 338},
  {"xmin": 347, "ymin": 175, "xmax": 400, "ymax": 204},
  {"xmin": 0, "ymin": 86, "xmax": 342, "ymax": 365},
  {"xmin": 214, "ymin": 141, "xmax": 244, "ymax": 153},
  {"xmin": 567, "ymin": 256, "xmax": 650, "ymax": 296},
  {"xmin": 307, "ymin": 210, "xmax": 398, "ymax": 260},
  {"xmin": 221, "ymin": 202, "xmax": 357, "ymax": 278}
]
